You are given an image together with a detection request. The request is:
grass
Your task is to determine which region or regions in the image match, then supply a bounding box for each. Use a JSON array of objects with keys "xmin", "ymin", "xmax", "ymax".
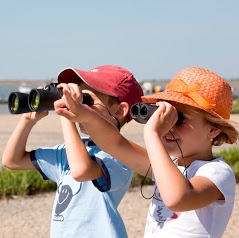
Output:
[
  {"xmin": 0, "ymin": 168, "xmax": 56, "ymax": 199},
  {"xmin": 214, "ymin": 147, "xmax": 239, "ymax": 182},
  {"xmin": 232, "ymin": 99, "xmax": 239, "ymax": 113}
]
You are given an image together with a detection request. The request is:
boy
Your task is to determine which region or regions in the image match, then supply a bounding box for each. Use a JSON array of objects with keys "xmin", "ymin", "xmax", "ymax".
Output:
[{"xmin": 2, "ymin": 65, "xmax": 143, "ymax": 238}]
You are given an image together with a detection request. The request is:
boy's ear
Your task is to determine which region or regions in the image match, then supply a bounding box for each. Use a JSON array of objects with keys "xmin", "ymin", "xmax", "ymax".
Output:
[
  {"xmin": 114, "ymin": 102, "xmax": 129, "ymax": 119},
  {"xmin": 208, "ymin": 127, "xmax": 221, "ymax": 140}
]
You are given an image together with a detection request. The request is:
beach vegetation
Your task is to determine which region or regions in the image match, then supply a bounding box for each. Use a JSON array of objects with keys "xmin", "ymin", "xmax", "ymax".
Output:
[
  {"xmin": 232, "ymin": 99, "xmax": 239, "ymax": 113},
  {"xmin": 0, "ymin": 168, "xmax": 56, "ymax": 199},
  {"xmin": 214, "ymin": 147, "xmax": 239, "ymax": 182}
]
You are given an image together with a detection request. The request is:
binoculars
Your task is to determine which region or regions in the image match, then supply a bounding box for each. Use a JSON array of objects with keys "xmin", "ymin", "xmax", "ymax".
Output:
[
  {"xmin": 130, "ymin": 102, "xmax": 185, "ymax": 125},
  {"xmin": 8, "ymin": 83, "xmax": 93, "ymax": 114}
]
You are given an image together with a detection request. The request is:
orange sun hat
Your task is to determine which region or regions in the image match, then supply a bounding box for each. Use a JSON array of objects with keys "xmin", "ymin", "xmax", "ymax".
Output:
[{"xmin": 142, "ymin": 67, "xmax": 233, "ymax": 120}]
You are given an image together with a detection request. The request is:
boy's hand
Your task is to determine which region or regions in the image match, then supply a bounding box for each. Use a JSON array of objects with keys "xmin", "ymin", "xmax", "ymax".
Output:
[
  {"xmin": 22, "ymin": 110, "xmax": 49, "ymax": 123},
  {"xmin": 144, "ymin": 101, "xmax": 178, "ymax": 137},
  {"xmin": 54, "ymin": 83, "xmax": 94, "ymax": 123}
]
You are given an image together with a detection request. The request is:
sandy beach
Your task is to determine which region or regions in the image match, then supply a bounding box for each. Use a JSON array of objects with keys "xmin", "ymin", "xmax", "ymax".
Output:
[{"xmin": 0, "ymin": 112, "xmax": 238, "ymax": 238}]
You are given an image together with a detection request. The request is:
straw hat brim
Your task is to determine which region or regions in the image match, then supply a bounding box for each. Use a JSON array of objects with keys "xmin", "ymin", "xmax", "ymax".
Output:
[
  {"xmin": 141, "ymin": 91, "xmax": 238, "ymax": 143},
  {"xmin": 142, "ymin": 90, "xmax": 221, "ymax": 118}
]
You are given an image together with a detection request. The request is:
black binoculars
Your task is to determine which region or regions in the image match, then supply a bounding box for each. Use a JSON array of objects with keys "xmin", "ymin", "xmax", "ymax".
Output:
[
  {"xmin": 8, "ymin": 83, "xmax": 93, "ymax": 114},
  {"xmin": 130, "ymin": 102, "xmax": 185, "ymax": 125}
]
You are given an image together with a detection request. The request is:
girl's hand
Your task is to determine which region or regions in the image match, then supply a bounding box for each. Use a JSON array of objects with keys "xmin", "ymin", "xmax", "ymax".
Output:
[{"xmin": 144, "ymin": 101, "xmax": 178, "ymax": 137}]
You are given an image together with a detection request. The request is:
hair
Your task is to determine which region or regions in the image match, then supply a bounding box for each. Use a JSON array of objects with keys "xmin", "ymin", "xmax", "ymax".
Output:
[
  {"xmin": 107, "ymin": 95, "xmax": 120, "ymax": 106},
  {"xmin": 107, "ymin": 96, "xmax": 128, "ymax": 128},
  {"xmin": 171, "ymin": 101, "xmax": 239, "ymax": 146},
  {"xmin": 195, "ymin": 109, "xmax": 238, "ymax": 146}
]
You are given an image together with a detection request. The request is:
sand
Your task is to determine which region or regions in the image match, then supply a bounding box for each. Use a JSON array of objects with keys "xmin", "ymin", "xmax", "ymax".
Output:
[{"xmin": 0, "ymin": 112, "xmax": 238, "ymax": 238}]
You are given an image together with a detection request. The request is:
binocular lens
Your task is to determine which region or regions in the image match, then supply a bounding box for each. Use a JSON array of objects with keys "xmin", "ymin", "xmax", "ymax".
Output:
[
  {"xmin": 130, "ymin": 104, "xmax": 139, "ymax": 118},
  {"xmin": 139, "ymin": 105, "xmax": 148, "ymax": 117},
  {"xmin": 10, "ymin": 95, "xmax": 19, "ymax": 113},
  {"xmin": 31, "ymin": 92, "xmax": 40, "ymax": 110},
  {"xmin": 130, "ymin": 103, "xmax": 156, "ymax": 124},
  {"xmin": 130, "ymin": 102, "xmax": 185, "ymax": 125},
  {"xmin": 8, "ymin": 92, "xmax": 30, "ymax": 114}
]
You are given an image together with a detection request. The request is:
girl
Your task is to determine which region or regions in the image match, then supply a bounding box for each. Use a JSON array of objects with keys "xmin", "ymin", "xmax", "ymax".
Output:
[{"xmin": 55, "ymin": 67, "xmax": 238, "ymax": 238}]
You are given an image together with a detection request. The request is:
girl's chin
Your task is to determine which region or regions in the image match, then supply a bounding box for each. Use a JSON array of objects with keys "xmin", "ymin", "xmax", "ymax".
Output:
[
  {"xmin": 165, "ymin": 146, "xmax": 182, "ymax": 158},
  {"xmin": 163, "ymin": 140, "xmax": 179, "ymax": 149}
]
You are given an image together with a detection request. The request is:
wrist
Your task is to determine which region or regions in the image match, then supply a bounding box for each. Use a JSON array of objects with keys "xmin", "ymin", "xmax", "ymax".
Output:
[{"xmin": 21, "ymin": 114, "xmax": 38, "ymax": 126}]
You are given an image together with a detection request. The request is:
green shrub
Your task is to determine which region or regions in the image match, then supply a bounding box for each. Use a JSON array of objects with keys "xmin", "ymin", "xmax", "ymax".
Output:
[
  {"xmin": 130, "ymin": 172, "xmax": 153, "ymax": 188},
  {"xmin": 214, "ymin": 147, "xmax": 239, "ymax": 182},
  {"xmin": 0, "ymin": 167, "xmax": 56, "ymax": 199},
  {"xmin": 232, "ymin": 99, "xmax": 239, "ymax": 113}
]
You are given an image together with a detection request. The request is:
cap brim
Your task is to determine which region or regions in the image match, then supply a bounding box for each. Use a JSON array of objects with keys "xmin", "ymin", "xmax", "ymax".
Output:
[
  {"xmin": 58, "ymin": 67, "xmax": 81, "ymax": 84},
  {"xmin": 57, "ymin": 67, "xmax": 117, "ymax": 97}
]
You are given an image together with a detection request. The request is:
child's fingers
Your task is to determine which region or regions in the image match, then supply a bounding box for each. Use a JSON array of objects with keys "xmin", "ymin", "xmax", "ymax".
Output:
[
  {"xmin": 58, "ymin": 83, "xmax": 82, "ymax": 101},
  {"xmin": 163, "ymin": 102, "xmax": 178, "ymax": 124},
  {"xmin": 146, "ymin": 101, "xmax": 178, "ymax": 135},
  {"xmin": 55, "ymin": 108, "xmax": 73, "ymax": 120},
  {"xmin": 54, "ymin": 97, "xmax": 68, "ymax": 110},
  {"xmin": 62, "ymin": 90, "xmax": 82, "ymax": 113},
  {"xmin": 55, "ymin": 107, "xmax": 81, "ymax": 123}
]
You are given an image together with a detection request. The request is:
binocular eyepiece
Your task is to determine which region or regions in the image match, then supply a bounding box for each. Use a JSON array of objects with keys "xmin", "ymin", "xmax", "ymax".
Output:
[
  {"xmin": 130, "ymin": 102, "xmax": 185, "ymax": 125},
  {"xmin": 8, "ymin": 83, "xmax": 93, "ymax": 114}
]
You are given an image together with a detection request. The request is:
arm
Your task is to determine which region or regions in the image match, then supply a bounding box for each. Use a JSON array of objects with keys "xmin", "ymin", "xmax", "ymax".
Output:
[
  {"xmin": 144, "ymin": 102, "xmax": 223, "ymax": 212},
  {"xmin": 60, "ymin": 116, "xmax": 104, "ymax": 181},
  {"xmin": 54, "ymin": 84, "xmax": 151, "ymax": 176},
  {"xmin": 2, "ymin": 111, "xmax": 48, "ymax": 170},
  {"xmin": 82, "ymin": 113, "xmax": 150, "ymax": 176}
]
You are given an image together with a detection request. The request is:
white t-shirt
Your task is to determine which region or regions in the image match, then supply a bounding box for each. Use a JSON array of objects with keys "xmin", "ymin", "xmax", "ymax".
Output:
[{"xmin": 144, "ymin": 157, "xmax": 236, "ymax": 238}]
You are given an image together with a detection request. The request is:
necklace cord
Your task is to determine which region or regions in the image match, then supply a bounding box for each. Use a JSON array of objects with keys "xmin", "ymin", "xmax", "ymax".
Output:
[{"xmin": 140, "ymin": 130, "xmax": 187, "ymax": 200}]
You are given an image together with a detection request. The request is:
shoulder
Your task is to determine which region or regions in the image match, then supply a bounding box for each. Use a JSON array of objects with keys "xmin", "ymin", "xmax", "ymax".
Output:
[
  {"xmin": 189, "ymin": 157, "xmax": 234, "ymax": 179},
  {"xmin": 34, "ymin": 144, "xmax": 68, "ymax": 167},
  {"xmin": 189, "ymin": 157, "xmax": 236, "ymax": 198},
  {"xmin": 190, "ymin": 157, "xmax": 233, "ymax": 174},
  {"xmin": 35, "ymin": 144, "xmax": 66, "ymax": 155}
]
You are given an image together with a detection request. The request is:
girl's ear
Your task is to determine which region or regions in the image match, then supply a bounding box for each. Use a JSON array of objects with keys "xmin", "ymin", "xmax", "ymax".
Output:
[
  {"xmin": 114, "ymin": 102, "xmax": 129, "ymax": 119},
  {"xmin": 208, "ymin": 127, "xmax": 221, "ymax": 140}
]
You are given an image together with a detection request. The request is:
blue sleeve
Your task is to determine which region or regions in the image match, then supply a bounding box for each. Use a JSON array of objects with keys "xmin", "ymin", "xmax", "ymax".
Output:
[
  {"xmin": 92, "ymin": 150, "xmax": 132, "ymax": 192},
  {"xmin": 91, "ymin": 155, "xmax": 111, "ymax": 192},
  {"xmin": 30, "ymin": 144, "xmax": 68, "ymax": 183}
]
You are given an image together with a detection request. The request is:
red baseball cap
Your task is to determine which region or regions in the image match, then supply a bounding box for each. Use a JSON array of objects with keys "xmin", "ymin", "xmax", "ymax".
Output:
[{"xmin": 57, "ymin": 65, "xmax": 144, "ymax": 121}]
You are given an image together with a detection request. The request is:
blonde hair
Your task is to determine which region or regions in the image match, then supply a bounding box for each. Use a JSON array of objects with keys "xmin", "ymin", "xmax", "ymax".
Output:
[
  {"xmin": 171, "ymin": 102, "xmax": 239, "ymax": 145},
  {"xmin": 197, "ymin": 109, "xmax": 238, "ymax": 145}
]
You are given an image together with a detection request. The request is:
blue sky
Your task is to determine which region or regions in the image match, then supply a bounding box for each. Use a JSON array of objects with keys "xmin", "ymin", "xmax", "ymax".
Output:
[{"xmin": 0, "ymin": 1, "xmax": 239, "ymax": 81}]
